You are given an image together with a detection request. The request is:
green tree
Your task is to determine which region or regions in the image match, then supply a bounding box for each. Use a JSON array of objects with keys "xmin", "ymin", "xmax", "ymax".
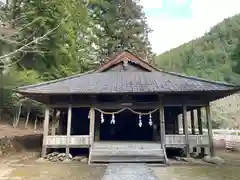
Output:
[
  {"xmin": 0, "ymin": 0, "xmax": 96, "ymax": 118},
  {"xmin": 89, "ymin": 0, "xmax": 153, "ymax": 63}
]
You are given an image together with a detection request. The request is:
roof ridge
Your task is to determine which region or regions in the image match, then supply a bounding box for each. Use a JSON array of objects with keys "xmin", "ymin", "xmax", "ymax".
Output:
[
  {"xmin": 17, "ymin": 70, "xmax": 94, "ymax": 90},
  {"xmin": 123, "ymin": 50, "xmax": 159, "ymax": 71}
]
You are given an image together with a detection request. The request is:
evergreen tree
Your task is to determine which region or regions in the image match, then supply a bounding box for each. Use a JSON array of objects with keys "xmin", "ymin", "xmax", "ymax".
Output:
[{"xmin": 89, "ymin": 0, "xmax": 153, "ymax": 63}]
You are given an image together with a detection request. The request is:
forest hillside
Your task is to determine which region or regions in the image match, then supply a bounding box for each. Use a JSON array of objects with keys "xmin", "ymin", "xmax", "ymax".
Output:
[
  {"xmin": 155, "ymin": 13, "xmax": 240, "ymax": 128},
  {"xmin": 1, "ymin": 1, "xmax": 240, "ymax": 129}
]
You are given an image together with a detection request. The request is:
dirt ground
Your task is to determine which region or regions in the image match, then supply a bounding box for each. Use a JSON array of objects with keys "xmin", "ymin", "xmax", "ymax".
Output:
[
  {"xmin": 153, "ymin": 151, "xmax": 240, "ymax": 180},
  {"xmin": 0, "ymin": 122, "xmax": 42, "ymax": 138},
  {"xmin": 8, "ymin": 164, "xmax": 106, "ymax": 180},
  {"xmin": 0, "ymin": 152, "xmax": 106, "ymax": 180},
  {"xmin": 0, "ymin": 122, "xmax": 106, "ymax": 180},
  {"xmin": 0, "ymin": 120, "xmax": 239, "ymax": 180},
  {"xmin": 1, "ymin": 150, "xmax": 240, "ymax": 180}
]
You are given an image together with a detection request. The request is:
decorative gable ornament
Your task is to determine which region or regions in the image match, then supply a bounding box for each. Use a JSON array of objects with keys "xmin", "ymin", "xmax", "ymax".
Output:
[{"xmin": 123, "ymin": 59, "xmax": 128, "ymax": 67}]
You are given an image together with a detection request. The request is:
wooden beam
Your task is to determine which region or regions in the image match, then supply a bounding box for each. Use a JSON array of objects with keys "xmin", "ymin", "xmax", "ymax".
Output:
[
  {"xmin": 48, "ymin": 102, "xmax": 207, "ymax": 109},
  {"xmin": 183, "ymin": 105, "xmax": 190, "ymax": 157},
  {"xmin": 205, "ymin": 104, "xmax": 215, "ymax": 157},
  {"xmin": 42, "ymin": 107, "xmax": 50, "ymax": 157},
  {"xmin": 66, "ymin": 106, "xmax": 72, "ymax": 156}
]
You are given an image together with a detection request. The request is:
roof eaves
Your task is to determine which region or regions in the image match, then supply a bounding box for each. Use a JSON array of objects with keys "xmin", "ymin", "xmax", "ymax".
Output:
[
  {"xmin": 17, "ymin": 70, "xmax": 95, "ymax": 91},
  {"xmin": 14, "ymin": 88, "xmax": 240, "ymax": 95}
]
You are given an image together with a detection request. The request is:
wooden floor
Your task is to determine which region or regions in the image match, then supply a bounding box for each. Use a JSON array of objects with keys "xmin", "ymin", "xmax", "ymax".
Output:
[{"xmin": 90, "ymin": 141, "xmax": 165, "ymax": 163}]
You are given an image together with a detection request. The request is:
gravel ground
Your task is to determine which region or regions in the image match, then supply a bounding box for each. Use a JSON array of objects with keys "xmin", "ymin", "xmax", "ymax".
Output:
[{"xmin": 101, "ymin": 163, "xmax": 158, "ymax": 180}]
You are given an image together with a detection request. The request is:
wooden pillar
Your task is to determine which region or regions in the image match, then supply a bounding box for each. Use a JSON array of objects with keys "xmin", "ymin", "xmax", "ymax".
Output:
[
  {"xmin": 190, "ymin": 110, "xmax": 195, "ymax": 134},
  {"xmin": 182, "ymin": 113, "xmax": 185, "ymax": 134},
  {"xmin": 159, "ymin": 103, "xmax": 165, "ymax": 145},
  {"xmin": 190, "ymin": 110, "xmax": 196, "ymax": 152},
  {"xmin": 51, "ymin": 109, "xmax": 57, "ymax": 136},
  {"xmin": 88, "ymin": 108, "xmax": 95, "ymax": 164},
  {"xmin": 174, "ymin": 113, "xmax": 179, "ymax": 134},
  {"xmin": 42, "ymin": 107, "xmax": 50, "ymax": 157},
  {"xmin": 95, "ymin": 117, "xmax": 100, "ymax": 141},
  {"xmin": 183, "ymin": 105, "xmax": 190, "ymax": 157},
  {"xmin": 205, "ymin": 104, "xmax": 215, "ymax": 157},
  {"xmin": 197, "ymin": 108, "xmax": 204, "ymax": 155},
  {"xmin": 66, "ymin": 106, "xmax": 72, "ymax": 156},
  {"xmin": 197, "ymin": 108, "xmax": 202, "ymax": 134},
  {"xmin": 153, "ymin": 125, "xmax": 157, "ymax": 141},
  {"xmin": 159, "ymin": 103, "xmax": 169, "ymax": 164}
]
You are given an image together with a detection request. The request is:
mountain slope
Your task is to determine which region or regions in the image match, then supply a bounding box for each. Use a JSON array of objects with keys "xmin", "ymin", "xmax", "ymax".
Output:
[
  {"xmin": 155, "ymin": 13, "xmax": 240, "ymax": 128},
  {"xmin": 155, "ymin": 13, "xmax": 240, "ymax": 84}
]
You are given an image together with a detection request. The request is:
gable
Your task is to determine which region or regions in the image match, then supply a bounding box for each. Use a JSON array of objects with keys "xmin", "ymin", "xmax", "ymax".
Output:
[
  {"xmin": 95, "ymin": 51, "xmax": 158, "ymax": 72},
  {"xmin": 103, "ymin": 60, "xmax": 149, "ymax": 72}
]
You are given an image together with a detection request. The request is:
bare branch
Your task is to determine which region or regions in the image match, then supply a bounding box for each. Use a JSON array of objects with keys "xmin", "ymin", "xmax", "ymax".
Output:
[
  {"xmin": 0, "ymin": 15, "xmax": 69, "ymax": 62},
  {"xmin": 2, "ymin": 17, "xmax": 41, "ymax": 39}
]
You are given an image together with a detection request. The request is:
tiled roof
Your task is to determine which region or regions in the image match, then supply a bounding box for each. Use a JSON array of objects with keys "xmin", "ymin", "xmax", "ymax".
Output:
[{"xmin": 17, "ymin": 71, "xmax": 239, "ymax": 94}]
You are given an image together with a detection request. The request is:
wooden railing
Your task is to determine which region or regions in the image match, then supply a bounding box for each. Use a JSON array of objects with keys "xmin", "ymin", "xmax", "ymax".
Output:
[
  {"xmin": 165, "ymin": 135, "xmax": 185, "ymax": 146},
  {"xmin": 165, "ymin": 134, "xmax": 209, "ymax": 147},
  {"xmin": 46, "ymin": 135, "xmax": 90, "ymax": 147}
]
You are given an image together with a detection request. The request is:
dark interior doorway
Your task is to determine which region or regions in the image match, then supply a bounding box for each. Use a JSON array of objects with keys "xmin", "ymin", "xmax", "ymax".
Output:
[{"xmin": 98, "ymin": 109, "xmax": 155, "ymax": 141}]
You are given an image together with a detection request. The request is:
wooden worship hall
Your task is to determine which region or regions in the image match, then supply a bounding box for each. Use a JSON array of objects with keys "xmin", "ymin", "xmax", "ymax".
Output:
[{"xmin": 16, "ymin": 51, "xmax": 240, "ymax": 164}]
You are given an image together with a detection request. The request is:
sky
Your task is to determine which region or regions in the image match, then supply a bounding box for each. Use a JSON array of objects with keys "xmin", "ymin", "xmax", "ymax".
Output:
[
  {"xmin": 140, "ymin": 0, "xmax": 240, "ymax": 54},
  {"xmin": 1, "ymin": 0, "xmax": 239, "ymax": 54}
]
